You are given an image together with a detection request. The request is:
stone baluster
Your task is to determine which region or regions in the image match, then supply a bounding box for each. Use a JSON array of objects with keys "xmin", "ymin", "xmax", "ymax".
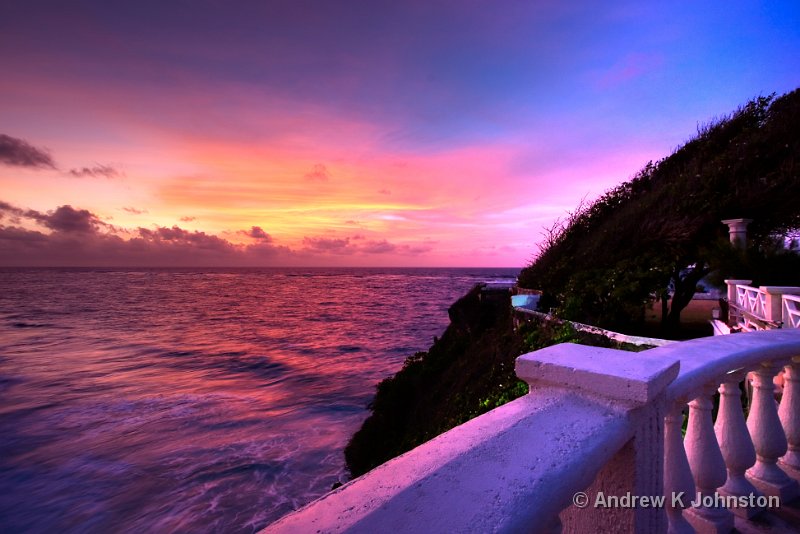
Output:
[
  {"xmin": 779, "ymin": 358, "xmax": 800, "ymax": 477},
  {"xmin": 747, "ymin": 362, "xmax": 800, "ymax": 501},
  {"xmin": 714, "ymin": 372, "xmax": 763, "ymax": 518},
  {"xmin": 684, "ymin": 385, "xmax": 734, "ymax": 532},
  {"xmin": 664, "ymin": 401, "xmax": 695, "ymax": 534}
]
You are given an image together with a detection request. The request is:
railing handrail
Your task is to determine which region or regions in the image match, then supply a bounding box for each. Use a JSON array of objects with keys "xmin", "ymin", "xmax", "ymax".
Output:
[
  {"xmin": 737, "ymin": 284, "xmax": 762, "ymax": 293},
  {"xmin": 726, "ymin": 301, "xmax": 782, "ymax": 330},
  {"xmin": 647, "ymin": 329, "xmax": 800, "ymax": 402},
  {"xmin": 264, "ymin": 390, "xmax": 634, "ymax": 533},
  {"xmin": 264, "ymin": 328, "xmax": 800, "ymax": 533}
]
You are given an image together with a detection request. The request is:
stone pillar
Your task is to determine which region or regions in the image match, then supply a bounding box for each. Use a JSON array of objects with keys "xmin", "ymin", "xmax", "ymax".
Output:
[
  {"xmin": 664, "ymin": 401, "xmax": 696, "ymax": 534},
  {"xmin": 684, "ymin": 384, "xmax": 734, "ymax": 532},
  {"xmin": 746, "ymin": 362, "xmax": 800, "ymax": 501},
  {"xmin": 715, "ymin": 372, "xmax": 763, "ymax": 519},
  {"xmin": 779, "ymin": 359, "xmax": 800, "ymax": 477},
  {"xmin": 721, "ymin": 218, "xmax": 753, "ymax": 249},
  {"xmin": 516, "ymin": 344, "xmax": 680, "ymax": 534}
]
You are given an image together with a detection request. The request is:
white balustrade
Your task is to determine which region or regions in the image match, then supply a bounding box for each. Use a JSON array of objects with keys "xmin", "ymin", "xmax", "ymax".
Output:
[
  {"xmin": 265, "ymin": 330, "xmax": 800, "ymax": 534},
  {"xmin": 779, "ymin": 359, "xmax": 800, "ymax": 475},
  {"xmin": 684, "ymin": 385, "xmax": 734, "ymax": 532},
  {"xmin": 726, "ymin": 282, "xmax": 800, "ymax": 331},
  {"xmin": 658, "ymin": 330, "xmax": 800, "ymax": 533},
  {"xmin": 746, "ymin": 362, "xmax": 800, "ymax": 501},
  {"xmin": 737, "ymin": 285, "xmax": 767, "ymax": 322},
  {"xmin": 664, "ymin": 402, "xmax": 695, "ymax": 534},
  {"xmin": 784, "ymin": 295, "xmax": 800, "ymax": 329},
  {"xmin": 714, "ymin": 371, "xmax": 763, "ymax": 518}
]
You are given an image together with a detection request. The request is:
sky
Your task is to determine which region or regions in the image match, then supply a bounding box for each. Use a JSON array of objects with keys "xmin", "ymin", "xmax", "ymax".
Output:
[{"xmin": 1, "ymin": 1, "xmax": 799, "ymax": 267}]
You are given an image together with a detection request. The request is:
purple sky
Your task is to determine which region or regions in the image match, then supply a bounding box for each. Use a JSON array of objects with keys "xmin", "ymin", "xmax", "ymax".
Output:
[{"xmin": 1, "ymin": 1, "xmax": 799, "ymax": 266}]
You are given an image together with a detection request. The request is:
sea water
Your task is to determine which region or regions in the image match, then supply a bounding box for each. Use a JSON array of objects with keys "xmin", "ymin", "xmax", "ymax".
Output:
[{"xmin": 0, "ymin": 267, "xmax": 517, "ymax": 532}]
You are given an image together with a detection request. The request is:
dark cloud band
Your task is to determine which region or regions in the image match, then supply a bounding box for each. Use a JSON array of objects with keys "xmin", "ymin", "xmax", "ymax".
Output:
[{"xmin": 0, "ymin": 134, "xmax": 56, "ymax": 169}]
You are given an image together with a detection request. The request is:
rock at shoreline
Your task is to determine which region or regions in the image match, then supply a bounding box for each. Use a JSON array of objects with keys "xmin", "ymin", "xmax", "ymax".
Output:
[{"xmin": 344, "ymin": 284, "xmax": 526, "ymax": 478}]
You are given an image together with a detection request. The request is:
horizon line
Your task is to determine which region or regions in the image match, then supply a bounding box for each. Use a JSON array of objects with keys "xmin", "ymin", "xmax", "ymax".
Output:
[{"xmin": 0, "ymin": 265, "xmax": 523, "ymax": 270}]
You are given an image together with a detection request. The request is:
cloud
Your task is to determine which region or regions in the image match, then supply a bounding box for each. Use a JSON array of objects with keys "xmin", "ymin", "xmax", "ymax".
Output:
[
  {"xmin": 0, "ymin": 225, "xmax": 49, "ymax": 244},
  {"xmin": 180, "ymin": 216, "xmax": 196, "ymax": 222},
  {"xmin": 40, "ymin": 205, "xmax": 104, "ymax": 233},
  {"xmin": 0, "ymin": 201, "xmax": 436, "ymax": 266},
  {"xmin": 0, "ymin": 136, "xmax": 119, "ymax": 180},
  {"xmin": 0, "ymin": 200, "xmax": 24, "ymax": 217},
  {"xmin": 302, "ymin": 236, "xmax": 352, "ymax": 253},
  {"xmin": 68, "ymin": 164, "xmax": 120, "ymax": 178},
  {"xmin": 0, "ymin": 200, "xmax": 295, "ymax": 266},
  {"xmin": 360, "ymin": 239, "xmax": 396, "ymax": 254},
  {"xmin": 0, "ymin": 201, "xmax": 104, "ymax": 233},
  {"xmin": 378, "ymin": 189, "xmax": 391, "ymax": 195},
  {"xmin": 400, "ymin": 244, "xmax": 434, "ymax": 255},
  {"xmin": 240, "ymin": 225, "xmax": 273, "ymax": 241},
  {"xmin": 301, "ymin": 235, "xmax": 427, "ymax": 256},
  {"xmin": 0, "ymin": 134, "xmax": 56, "ymax": 169},
  {"xmin": 123, "ymin": 207, "xmax": 148, "ymax": 214},
  {"xmin": 304, "ymin": 164, "xmax": 331, "ymax": 182},
  {"xmin": 244, "ymin": 240, "xmax": 291, "ymax": 258},
  {"xmin": 136, "ymin": 225, "xmax": 237, "ymax": 253}
]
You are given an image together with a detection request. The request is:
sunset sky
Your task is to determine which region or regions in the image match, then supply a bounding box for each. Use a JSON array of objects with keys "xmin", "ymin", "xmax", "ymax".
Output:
[{"xmin": 1, "ymin": 1, "xmax": 799, "ymax": 267}]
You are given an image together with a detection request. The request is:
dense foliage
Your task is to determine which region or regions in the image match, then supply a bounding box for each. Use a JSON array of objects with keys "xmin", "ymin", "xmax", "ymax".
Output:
[
  {"xmin": 345, "ymin": 286, "xmax": 651, "ymax": 478},
  {"xmin": 518, "ymin": 90, "xmax": 800, "ymax": 334}
]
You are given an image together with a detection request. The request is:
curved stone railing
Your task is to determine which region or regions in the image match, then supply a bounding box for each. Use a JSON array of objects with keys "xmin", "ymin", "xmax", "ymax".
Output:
[
  {"xmin": 263, "ymin": 330, "xmax": 800, "ymax": 533},
  {"xmin": 265, "ymin": 391, "xmax": 636, "ymax": 533},
  {"xmin": 649, "ymin": 329, "xmax": 800, "ymax": 532},
  {"xmin": 264, "ymin": 343, "xmax": 679, "ymax": 533}
]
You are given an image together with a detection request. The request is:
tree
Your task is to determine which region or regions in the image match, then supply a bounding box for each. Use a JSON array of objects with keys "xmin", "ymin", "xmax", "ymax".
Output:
[{"xmin": 519, "ymin": 89, "xmax": 800, "ymax": 336}]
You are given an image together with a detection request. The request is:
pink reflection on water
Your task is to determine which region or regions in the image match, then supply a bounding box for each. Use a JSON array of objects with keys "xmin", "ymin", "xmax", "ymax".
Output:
[{"xmin": 0, "ymin": 267, "xmax": 517, "ymax": 531}]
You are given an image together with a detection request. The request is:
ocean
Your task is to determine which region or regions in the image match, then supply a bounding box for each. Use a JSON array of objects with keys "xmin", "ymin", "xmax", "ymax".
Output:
[{"xmin": 0, "ymin": 267, "xmax": 518, "ymax": 533}]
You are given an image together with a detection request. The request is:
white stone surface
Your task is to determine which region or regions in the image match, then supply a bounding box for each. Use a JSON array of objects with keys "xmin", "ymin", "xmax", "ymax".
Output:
[
  {"xmin": 721, "ymin": 218, "xmax": 753, "ymax": 248},
  {"xmin": 516, "ymin": 343, "xmax": 679, "ymax": 404},
  {"xmin": 715, "ymin": 373, "xmax": 762, "ymax": 519},
  {"xmin": 512, "ymin": 307, "xmax": 675, "ymax": 347},
  {"xmin": 746, "ymin": 363, "xmax": 800, "ymax": 502},
  {"xmin": 263, "ymin": 390, "xmax": 632, "ymax": 533},
  {"xmin": 652, "ymin": 329, "xmax": 800, "ymax": 403},
  {"xmin": 684, "ymin": 386, "xmax": 734, "ymax": 532},
  {"xmin": 779, "ymin": 360, "xmax": 800, "ymax": 472},
  {"xmin": 264, "ymin": 330, "xmax": 800, "ymax": 534},
  {"xmin": 710, "ymin": 320, "xmax": 731, "ymax": 336},
  {"xmin": 725, "ymin": 279, "xmax": 752, "ymax": 309},
  {"xmin": 664, "ymin": 401, "xmax": 696, "ymax": 534}
]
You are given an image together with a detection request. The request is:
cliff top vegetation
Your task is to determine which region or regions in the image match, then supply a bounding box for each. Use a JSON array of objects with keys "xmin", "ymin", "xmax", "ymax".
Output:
[{"xmin": 518, "ymin": 89, "xmax": 800, "ymax": 335}]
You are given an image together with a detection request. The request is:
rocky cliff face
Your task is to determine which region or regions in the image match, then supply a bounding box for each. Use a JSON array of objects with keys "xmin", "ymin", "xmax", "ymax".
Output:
[
  {"xmin": 344, "ymin": 283, "xmax": 656, "ymax": 478},
  {"xmin": 344, "ymin": 285, "xmax": 526, "ymax": 478}
]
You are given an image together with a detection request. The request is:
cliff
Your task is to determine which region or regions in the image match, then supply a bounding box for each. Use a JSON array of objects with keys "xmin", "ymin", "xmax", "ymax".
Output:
[
  {"xmin": 345, "ymin": 285, "xmax": 643, "ymax": 478},
  {"xmin": 344, "ymin": 286, "xmax": 525, "ymax": 477}
]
